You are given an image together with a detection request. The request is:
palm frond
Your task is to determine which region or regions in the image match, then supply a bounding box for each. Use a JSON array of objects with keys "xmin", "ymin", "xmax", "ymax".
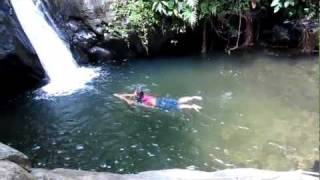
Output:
[{"xmin": 186, "ymin": 0, "xmax": 199, "ymax": 8}]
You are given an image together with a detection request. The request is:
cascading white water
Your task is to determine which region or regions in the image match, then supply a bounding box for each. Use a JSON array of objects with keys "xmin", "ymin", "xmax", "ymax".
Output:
[{"xmin": 10, "ymin": 0, "xmax": 99, "ymax": 96}]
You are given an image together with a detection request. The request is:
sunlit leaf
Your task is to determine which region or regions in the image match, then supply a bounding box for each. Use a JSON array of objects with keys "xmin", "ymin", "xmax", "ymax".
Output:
[
  {"xmin": 274, "ymin": 5, "xmax": 280, "ymax": 13},
  {"xmin": 271, "ymin": 0, "xmax": 280, "ymax": 7}
]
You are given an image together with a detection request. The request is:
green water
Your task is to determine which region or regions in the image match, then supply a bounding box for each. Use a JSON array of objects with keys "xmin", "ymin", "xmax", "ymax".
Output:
[{"xmin": 0, "ymin": 53, "xmax": 318, "ymax": 173}]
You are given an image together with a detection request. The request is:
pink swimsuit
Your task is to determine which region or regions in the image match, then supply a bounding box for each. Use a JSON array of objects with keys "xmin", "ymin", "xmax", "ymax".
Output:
[{"xmin": 142, "ymin": 95, "xmax": 155, "ymax": 106}]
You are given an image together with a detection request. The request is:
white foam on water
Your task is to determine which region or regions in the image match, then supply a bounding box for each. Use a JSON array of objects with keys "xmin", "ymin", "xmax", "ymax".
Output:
[{"xmin": 11, "ymin": 0, "xmax": 99, "ymax": 96}]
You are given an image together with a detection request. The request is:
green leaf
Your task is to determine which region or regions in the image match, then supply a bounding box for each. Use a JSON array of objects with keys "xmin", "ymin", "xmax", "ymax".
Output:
[
  {"xmin": 284, "ymin": 1, "xmax": 289, "ymax": 8},
  {"xmin": 274, "ymin": 5, "xmax": 280, "ymax": 13},
  {"xmin": 289, "ymin": 1, "xmax": 295, "ymax": 6},
  {"xmin": 271, "ymin": 0, "xmax": 280, "ymax": 7},
  {"xmin": 162, "ymin": 1, "xmax": 169, "ymax": 7},
  {"xmin": 173, "ymin": 8, "xmax": 179, "ymax": 17},
  {"xmin": 152, "ymin": 2, "xmax": 158, "ymax": 11}
]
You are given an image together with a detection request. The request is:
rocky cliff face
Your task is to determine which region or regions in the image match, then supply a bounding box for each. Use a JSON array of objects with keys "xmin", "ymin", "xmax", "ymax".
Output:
[
  {"xmin": 0, "ymin": 0, "xmax": 46, "ymax": 100},
  {"xmin": 40, "ymin": 0, "xmax": 130, "ymax": 62},
  {"xmin": 40, "ymin": 0, "xmax": 175, "ymax": 61},
  {"xmin": 42, "ymin": 0, "xmax": 116, "ymax": 32}
]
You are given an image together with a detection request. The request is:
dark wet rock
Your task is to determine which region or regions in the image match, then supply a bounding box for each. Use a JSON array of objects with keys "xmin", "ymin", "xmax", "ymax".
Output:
[
  {"xmin": 42, "ymin": 0, "xmax": 119, "ymax": 34},
  {"xmin": 72, "ymin": 30, "xmax": 97, "ymax": 49},
  {"xmin": 0, "ymin": 0, "xmax": 46, "ymax": 100},
  {"xmin": 0, "ymin": 143, "xmax": 31, "ymax": 171},
  {"xmin": 100, "ymin": 38, "xmax": 133, "ymax": 59},
  {"xmin": 0, "ymin": 11, "xmax": 15, "ymax": 59},
  {"xmin": 89, "ymin": 46, "xmax": 112, "ymax": 61},
  {"xmin": 0, "ymin": 161, "xmax": 34, "ymax": 180},
  {"xmin": 312, "ymin": 160, "xmax": 319, "ymax": 173},
  {"xmin": 0, "ymin": 0, "xmax": 36, "ymax": 57},
  {"xmin": 40, "ymin": 0, "xmax": 130, "ymax": 61},
  {"xmin": 40, "ymin": 0, "xmax": 174, "ymax": 60},
  {"xmin": 272, "ymin": 25, "xmax": 290, "ymax": 43},
  {"xmin": 65, "ymin": 20, "xmax": 81, "ymax": 32},
  {"xmin": 0, "ymin": 1, "xmax": 25, "ymax": 58},
  {"xmin": 270, "ymin": 22, "xmax": 300, "ymax": 47},
  {"xmin": 262, "ymin": 20, "xmax": 319, "ymax": 53}
]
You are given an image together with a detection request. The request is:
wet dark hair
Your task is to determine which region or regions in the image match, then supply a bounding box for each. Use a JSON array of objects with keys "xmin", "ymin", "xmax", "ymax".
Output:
[{"xmin": 135, "ymin": 90, "xmax": 144, "ymax": 103}]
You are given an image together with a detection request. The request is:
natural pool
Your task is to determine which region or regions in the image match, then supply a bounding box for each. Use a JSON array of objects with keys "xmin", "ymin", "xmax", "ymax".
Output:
[{"xmin": 0, "ymin": 52, "xmax": 318, "ymax": 173}]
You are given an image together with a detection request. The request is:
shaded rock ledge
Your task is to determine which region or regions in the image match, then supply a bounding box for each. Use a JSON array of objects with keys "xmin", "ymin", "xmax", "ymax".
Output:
[
  {"xmin": 0, "ymin": 142, "xmax": 318, "ymax": 180},
  {"xmin": 0, "ymin": 143, "xmax": 31, "ymax": 171}
]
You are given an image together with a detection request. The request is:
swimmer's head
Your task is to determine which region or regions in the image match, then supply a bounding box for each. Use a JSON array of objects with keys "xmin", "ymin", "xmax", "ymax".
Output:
[{"xmin": 134, "ymin": 88, "xmax": 144, "ymax": 103}]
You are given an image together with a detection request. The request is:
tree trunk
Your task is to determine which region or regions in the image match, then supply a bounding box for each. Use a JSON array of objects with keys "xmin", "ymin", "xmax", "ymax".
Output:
[
  {"xmin": 243, "ymin": 12, "xmax": 254, "ymax": 47},
  {"xmin": 201, "ymin": 21, "xmax": 207, "ymax": 54}
]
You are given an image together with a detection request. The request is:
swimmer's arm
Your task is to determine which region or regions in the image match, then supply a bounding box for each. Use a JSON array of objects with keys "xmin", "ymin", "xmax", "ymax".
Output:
[
  {"xmin": 113, "ymin": 94, "xmax": 135, "ymax": 105},
  {"xmin": 113, "ymin": 93, "xmax": 123, "ymax": 99},
  {"xmin": 123, "ymin": 99, "xmax": 135, "ymax": 105},
  {"xmin": 123, "ymin": 93, "xmax": 135, "ymax": 97},
  {"xmin": 114, "ymin": 93, "xmax": 135, "ymax": 98}
]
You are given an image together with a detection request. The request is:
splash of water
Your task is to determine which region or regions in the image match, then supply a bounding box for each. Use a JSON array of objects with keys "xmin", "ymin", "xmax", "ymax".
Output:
[{"xmin": 11, "ymin": 0, "xmax": 99, "ymax": 96}]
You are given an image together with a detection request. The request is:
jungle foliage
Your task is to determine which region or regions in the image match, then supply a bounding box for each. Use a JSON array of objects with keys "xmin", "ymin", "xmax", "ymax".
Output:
[{"xmin": 106, "ymin": 0, "xmax": 319, "ymax": 53}]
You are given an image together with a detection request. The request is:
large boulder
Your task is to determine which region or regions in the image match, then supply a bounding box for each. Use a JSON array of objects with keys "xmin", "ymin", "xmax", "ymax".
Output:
[
  {"xmin": 0, "ymin": 10, "xmax": 14, "ymax": 59},
  {"xmin": 0, "ymin": 0, "xmax": 36, "ymax": 58},
  {"xmin": 0, "ymin": 0, "xmax": 46, "ymax": 99},
  {"xmin": 0, "ymin": 143, "xmax": 31, "ymax": 171},
  {"xmin": 0, "ymin": 161, "xmax": 34, "ymax": 180}
]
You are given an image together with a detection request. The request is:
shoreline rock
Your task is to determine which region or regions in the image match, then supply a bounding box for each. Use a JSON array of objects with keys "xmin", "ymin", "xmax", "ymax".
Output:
[
  {"xmin": 0, "ymin": 142, "xmax": 318, "ymax": 180},
  {"xmin": 0, "ymin": 161, "xmax": 34, "ymax": 180},
  {"xmin": 29, "ymin": 167, "xmax": 320, "ymax": 180},
  {"xmin": 0, "ymin": 142, "xmax": 31, "ymax": 171}
]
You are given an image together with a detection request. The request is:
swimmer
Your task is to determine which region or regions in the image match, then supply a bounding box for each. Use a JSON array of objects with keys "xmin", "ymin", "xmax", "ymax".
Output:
[{"xmin": 113, "ymin": 89, "xmax": 202, "ymax": 112}]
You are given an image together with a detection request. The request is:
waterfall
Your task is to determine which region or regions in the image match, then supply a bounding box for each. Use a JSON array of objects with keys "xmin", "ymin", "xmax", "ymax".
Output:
[{"xmin": 10, "ymin": 0, "xmax": 99, "ymax": 96}]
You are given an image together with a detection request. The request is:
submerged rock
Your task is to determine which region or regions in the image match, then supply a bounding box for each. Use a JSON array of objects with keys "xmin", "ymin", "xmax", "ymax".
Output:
[
  {"xmin": 0, "ymin": 161, "xmax": 34, "ymax": 180},
  {"xmin": 0, "ymin": 143, "xmax": 31, "ymax": 171}
]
